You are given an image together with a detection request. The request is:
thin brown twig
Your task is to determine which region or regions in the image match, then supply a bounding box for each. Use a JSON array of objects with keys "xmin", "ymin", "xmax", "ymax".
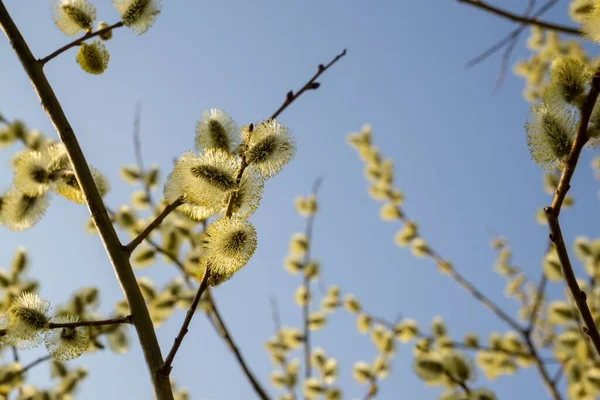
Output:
[
  {"xmin": 528, "ymin": 275, "xmax": 548, "ymax": 332},
  {"xmin": 0, "ymin": 4, "xmax": 172, "ymax": 398},
  {"xmin": 0, "ymin": 355, "xmax": 51, "ymax": 385},
  {"xmin": 49, "ymin": 315, "xmax": 132, "ymax": 329},
  {"xmin": 160, "ymin": 269, "xmax": 210, "ymax": 375},
  {"xmin": 271, "ymin": 49, "xmax": 347, "ymax": 120},
  {"xmin": 39, "ymin": 21, "xmax": 124, "ymax": 65},
  {"xmin": 545, "ymin": 69, "xmax": 600, "ymax": 357},
  {"xmin": 301, "ymin": 178, "xmax": 323, "ymax": 387},
  {"xmin": 523, "ymin": 334, "xmax": 562, "ymax": 400},
  {"xmin": 208, "ymin": 291, "xmax": 271, "ymax": 400},
  {"xmin": 126, "ymin": 197, "xmax": 184, "ymax": 252},
  {"xmin": 457, "ymin": 0, "xmax": 580, "ymax": 35}
]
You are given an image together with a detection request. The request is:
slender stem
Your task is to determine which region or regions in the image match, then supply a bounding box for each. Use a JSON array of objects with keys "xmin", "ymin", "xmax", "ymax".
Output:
[
  {"xmin": 0, "ymin": 355, "xmax": 51, "ymax": 385},
  {"xmin": 270, "ymin": 49, "xmax": 346, "ymax": 120},
  {"xmin": 160, "ymin": 270, "xmax": 210, "ymax": 374},
  {"xmin": 49, "ymin": 315, "xmax": 132, "ymax": 329},
  {"xmin": 428, "ymin": 250, "xmax": 523, "ymax": 332},
  {"xmin": 126, "ymin": 197, "xmax": 184, "ymax": 252},
  {"xmin": 0, "ymin": 4, "xmax": 173, "ymax": 399},
  {"xmin": 523, "ymin": 334, "xmax": 562, "ymax": 400},
  {"xmin": 466, "ymin": 0, "xmax": 558, "ymax": 69},
  {"xmin": 457, "ymin": 0, "xmax": 579, "ymax": 35},
  {"xmin": 208, "ymin": 292, "xmax": 271, "ymax": 400},
  {"xmin": 545, "ymin": 70, "xmax": 600, "ymax": 357},
  {"xmin": 39, "ymin": 21, "xmax": 124, "ymax": 65},
  {"xmin": 528, "ymin": 275, "xmax": 548, "ymax": 332},
  {"xmin": 300, "ymin": 178, "xmax": 323, "ymax": 387}
]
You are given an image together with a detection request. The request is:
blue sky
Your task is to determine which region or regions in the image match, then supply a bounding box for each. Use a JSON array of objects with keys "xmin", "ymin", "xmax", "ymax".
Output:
[{"xmin": 0, "ymin": 0, "xmax": 598, "ymax": 399}]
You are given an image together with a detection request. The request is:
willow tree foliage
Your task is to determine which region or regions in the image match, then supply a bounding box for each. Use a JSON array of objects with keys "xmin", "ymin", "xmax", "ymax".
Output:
[{"xmin": 0, "ymin": 0, "xmax": 599, "ymax": 399}]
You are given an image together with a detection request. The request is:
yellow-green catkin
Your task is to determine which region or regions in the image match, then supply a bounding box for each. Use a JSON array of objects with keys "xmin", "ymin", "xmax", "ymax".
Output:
[{"xmin": 76, "ymin": 41, "xmax": 110, "ymax": 75}]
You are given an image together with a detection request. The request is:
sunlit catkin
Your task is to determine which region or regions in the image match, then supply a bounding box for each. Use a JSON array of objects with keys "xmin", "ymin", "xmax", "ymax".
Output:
[
  {"xmin": 0, "ymin": 188, "xmax": 49, "ymax": 231},
  {"xmin": 547, "ymin": 57, "xmax": 590, "ymax": 106},
  {"xmin": 195, "ymin": 109, "xmax": 239, "ymax": 153},
  {"xmin": 220, "ymin": 171, "xmax": 263, "ymax": 217},
  {"xmin": 3, "ymin": 292, "xmax": 50, "ymax": 349},
  {"xmin": 53, "ymin": 0, "xmax": 96, "ymax": 36},
  {"xmin": 52, "ymin": 167, "xmax": 109, "ymax": 204},
  {"xmin": 245, "ymin": 120, "xmax": 296, "ymax": 179},
  {"xmin": 45, "ymin": 315, "xmax": 90, "ymax": 361},
  {"xmin": 76, "ymin": 41, "xmax": 110, "ymax": 75},
  {"xmin": 12, "ymin": 150, "xmax": 51, "ymax": 196},
  {"xmin": 201, "ymin": 217, "xmax": 257, "ymax": 278},
  {"xmin": 113, "ymin": 0, "xmax": 161, "ymax": 34},
  {"xmin": 352, "ymin": 361, "xmax": 373, "ymax": 384},
  {"xmin": 393, "ymin": 319, "xmax": 419, "ymax": 343},
  {"xmin": 525, "ymin": 102, "xmax": 576, "ymax": 170},
  {"xmin": 172, "ymin": 150, "xmax": 239, "ymax": 209}
]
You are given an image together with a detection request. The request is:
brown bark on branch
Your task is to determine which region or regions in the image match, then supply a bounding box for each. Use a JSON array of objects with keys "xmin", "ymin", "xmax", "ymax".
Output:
[{"xmin": 0, "ymin": 3, "xmax": 173, "ymax": 399}]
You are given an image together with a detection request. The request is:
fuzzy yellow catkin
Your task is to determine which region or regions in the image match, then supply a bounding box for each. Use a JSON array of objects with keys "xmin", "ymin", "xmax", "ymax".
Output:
[
  {"xmin": 394, "ymin": 222, "xmax": 417, "ymax": 247},
  {"xmin": 356, "ymin": 313, "xmax": 372, "ymax": 334},
  {"xmin": 53, "ymin": 0, "xmax": 97, "ymax": 36},
  {"xmin": 343, "ymin": 294, "xmax": 361, "ymax": 313},
  {"xmin": 308, "ymin": 312, "xmax": 327, "ymax": 331},
  {"xmin": 311, "ymin": 348, "xmax": 327, "ymax": 369},
  {"xmin": 379, "ymin": 203, "xmax": 402, "ymax": 221},
  {"xmin": 295, "ymin": 195, "xmax": 318, "ymax": 217},
  {"xmin": 393, "ymin": 319, "xmax": 419, "ymax": 343},
  {"xmin": 413, "ymin": 353, "xmax": 445, "ymax": 383},
  {"xmin": 45, "ymin": 316, "xmax": 90, "ymax": 361},
  {"xmin": 303, "ymin": 260, "xmax": 320, "ymax": 280},
  {"xmin": 114, "ymin": 0, "xmax": 162, "ymax": 34},
  {"xmin": 411, "ymin": 237, "xmax": 429, "ymax": 258},
  {"xmin": 284, "ymin": 256, "xmax": 303, "ymax": 275},
  {"xmin": 303, "ymin": 377, "xmax": 324, "ymax": 399},
  {"xmin": 76, "ymin": 41, "xmax": 110, "ymax": 75},
  {"xmin": 244, "ymin": 120, "xmax": 296, "ymax": 179},
  {"xmin": 289, "ymin": 233, "xmax": 309, "ymax": 256},
  {"xmin": 352, "ymin": 361, "xmax": 373, "ymax": 384},
  {"xmin": 431, "ymin": 316, "xmax": 446, "ymax": 337},
  {"xmin": 372, "ymin": 355, "xmax": 389, "ymax": 379},
  {"xmin": 3, "ymin": 292, "xmax": 51, "ymax": 349},
  {"xmin": 195, "ymin": 109, "xmax": 239, "ymax": 153},
  {"xmin": 294, "ymin": 286, "xmax": 309, "ymax": 307}
]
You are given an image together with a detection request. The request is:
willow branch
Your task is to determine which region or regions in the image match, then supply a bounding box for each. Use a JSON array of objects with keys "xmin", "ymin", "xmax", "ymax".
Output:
[
  {"xmin": 0, "ymin": 355, "xmax": 51, "ymax": 385},
  {"xmin": 301, "ymin": 178, "xmax": 323, "ymax": 386},
  {"xmin": 528, "ymin": 275, "xmax": 548, "ymax": 332},
  {"xmin": 426, "ymin": 249, "xmax": 523, "ymax": 332},
  {"xmin": 49, "ymin": 315, "xmax": 132, "ymax": 329},
  {"xmin": 39, "ymin": 21, "xmax": 124, "ymax": 65},
  {"xmin": 523, "ymin": 334, "xmax": 563, "ymax": 400},
  {"xmin": 160, "ymin": 269, "xmax": 210, "ymax": 375},
  {"xmin": 271, "ymin": 49, "xmax": 346, "ymax": 120},
  {"xmin": 545, "ymin": 70, "xmax": 600, "ymax": 357},
  {"xmin": 0, "ymin": 4, "xmax": 173, "ymax": 399},
  {"xmin": 457, "ymin": 0, "xmax": 580, "ymax": 35},
  {"xmin": 126, "ymin": 197, "xmax": 184, "ymax": 252},
  {"xmin": 208, "ymin": 292, "xmax": 271, "ymax": 400}
]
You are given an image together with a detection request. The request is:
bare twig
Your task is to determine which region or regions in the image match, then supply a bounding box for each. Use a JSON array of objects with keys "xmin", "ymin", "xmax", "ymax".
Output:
[
  {"xmin": 457, "ymin": 0, "xmax": 580, "ymax": 35},
  {"xmin": 0, "ymin": 355, "xmax": 51, "ymax": 385},
  {"xmin": 545, "ymin": 69, "xmax": 600, "ymax": 357},
  {"xmin": 271, "ymin": 49, "xmax": 347, "ymax": 120},
  {"xmin": 125, "ymin": 197, "xmax": 184, "ymax": 252},
  {"xmin": 39, "ymin": 21, "xmax": 124, "ymax": 65},
  {"xmin": 49, "ymin": 315, "xmax": 132, "ymax": 329},
  {"xmin": 208, "ymin": 292, "xmax": 271, "ymax": 400},
  {"xmin": 523, "ymin": 334, "xmax": 563, "ymax": 400},
  {"xmin": 300, "ymin": 178, "xmax": 323, "ymax": 386},
  {"xmin": 528, "ymin": 274, "xmax": 548, "ymax": 332},
  {"xmin": 160, "ymin": 269, "xmax": 210, "ymax": 375},
  {"xmin": 0, "ymin": 4, "xmax": 172, "ymax": 398}
]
